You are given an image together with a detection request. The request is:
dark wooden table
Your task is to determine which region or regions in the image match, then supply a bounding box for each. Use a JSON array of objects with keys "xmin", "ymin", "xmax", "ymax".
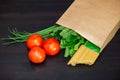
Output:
[{"xmin": 0, "ymin": 0, "xmax": 120, "ymax": 80}]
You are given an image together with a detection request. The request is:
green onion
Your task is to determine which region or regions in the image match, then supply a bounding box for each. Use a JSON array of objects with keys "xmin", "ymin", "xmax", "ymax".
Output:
[{"xmin": 0, "ymin": 24, "xmax": 100, "ymax": 57}]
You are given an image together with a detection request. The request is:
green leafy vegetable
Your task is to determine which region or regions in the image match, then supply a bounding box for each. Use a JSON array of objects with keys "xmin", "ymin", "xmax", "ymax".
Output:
[
  {"xmin": 64, "ymin": 47, "xmax": 70, "ymax": 57},
  {"xmin": 59, "ymin": 27, "xmax": 86, "ymax": 57},
  {"xmin": 0, "ymin": 24, "xmax": 100, "ymax": 57}
]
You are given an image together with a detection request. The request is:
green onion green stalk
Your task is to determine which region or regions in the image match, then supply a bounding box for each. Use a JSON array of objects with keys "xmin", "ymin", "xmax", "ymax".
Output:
[{"xmin": 0, "ymin": 24, "xmax": 100, "ymax": 57}]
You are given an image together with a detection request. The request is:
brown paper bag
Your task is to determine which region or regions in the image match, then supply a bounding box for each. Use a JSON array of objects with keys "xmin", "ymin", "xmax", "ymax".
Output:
[{"xmin": 56, "ymin": 0, "xmax": 120, "ymax": 51}]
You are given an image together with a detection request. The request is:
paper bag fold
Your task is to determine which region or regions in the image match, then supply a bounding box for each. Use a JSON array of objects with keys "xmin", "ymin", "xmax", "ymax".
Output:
[{"xmin": 56, "ymin": 0, "xmax": 120, "ymax": 51}]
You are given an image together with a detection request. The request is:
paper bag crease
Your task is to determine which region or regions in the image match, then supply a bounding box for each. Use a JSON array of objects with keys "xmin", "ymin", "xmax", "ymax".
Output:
[{"xmin": 56, "ymin": 0, "xmax": 120, "ymax": 51}]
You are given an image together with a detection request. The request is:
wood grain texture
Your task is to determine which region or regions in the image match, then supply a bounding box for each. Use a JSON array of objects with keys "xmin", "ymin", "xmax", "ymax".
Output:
[{"xmin": 0, "ymin": 0, "xmax": 120, "ymax": 80}]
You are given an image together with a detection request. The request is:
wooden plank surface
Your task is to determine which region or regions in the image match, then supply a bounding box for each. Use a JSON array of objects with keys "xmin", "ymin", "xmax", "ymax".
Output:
[{"xmin": 0, "ymin": 0, "xmax": 120, "ymax": 80}]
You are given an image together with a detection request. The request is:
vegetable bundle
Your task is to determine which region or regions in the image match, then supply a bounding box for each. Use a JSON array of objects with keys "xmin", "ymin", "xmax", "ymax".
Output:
[{"xmin": 0, "ymin": 24, "xmax": 100, "ymax": 66}]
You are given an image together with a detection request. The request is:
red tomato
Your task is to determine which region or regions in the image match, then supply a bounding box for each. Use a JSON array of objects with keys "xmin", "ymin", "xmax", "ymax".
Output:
[
  {"xmin": 26, "ymin": 34, "xmax": 43, "ymax": 49},
  {"xmin": 28, "ymin": 47, "xmax": 46, "ymax": 63},
  {"xmin": 43, "ymin": 38, "xmax": 60, "ymax": 56}
]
